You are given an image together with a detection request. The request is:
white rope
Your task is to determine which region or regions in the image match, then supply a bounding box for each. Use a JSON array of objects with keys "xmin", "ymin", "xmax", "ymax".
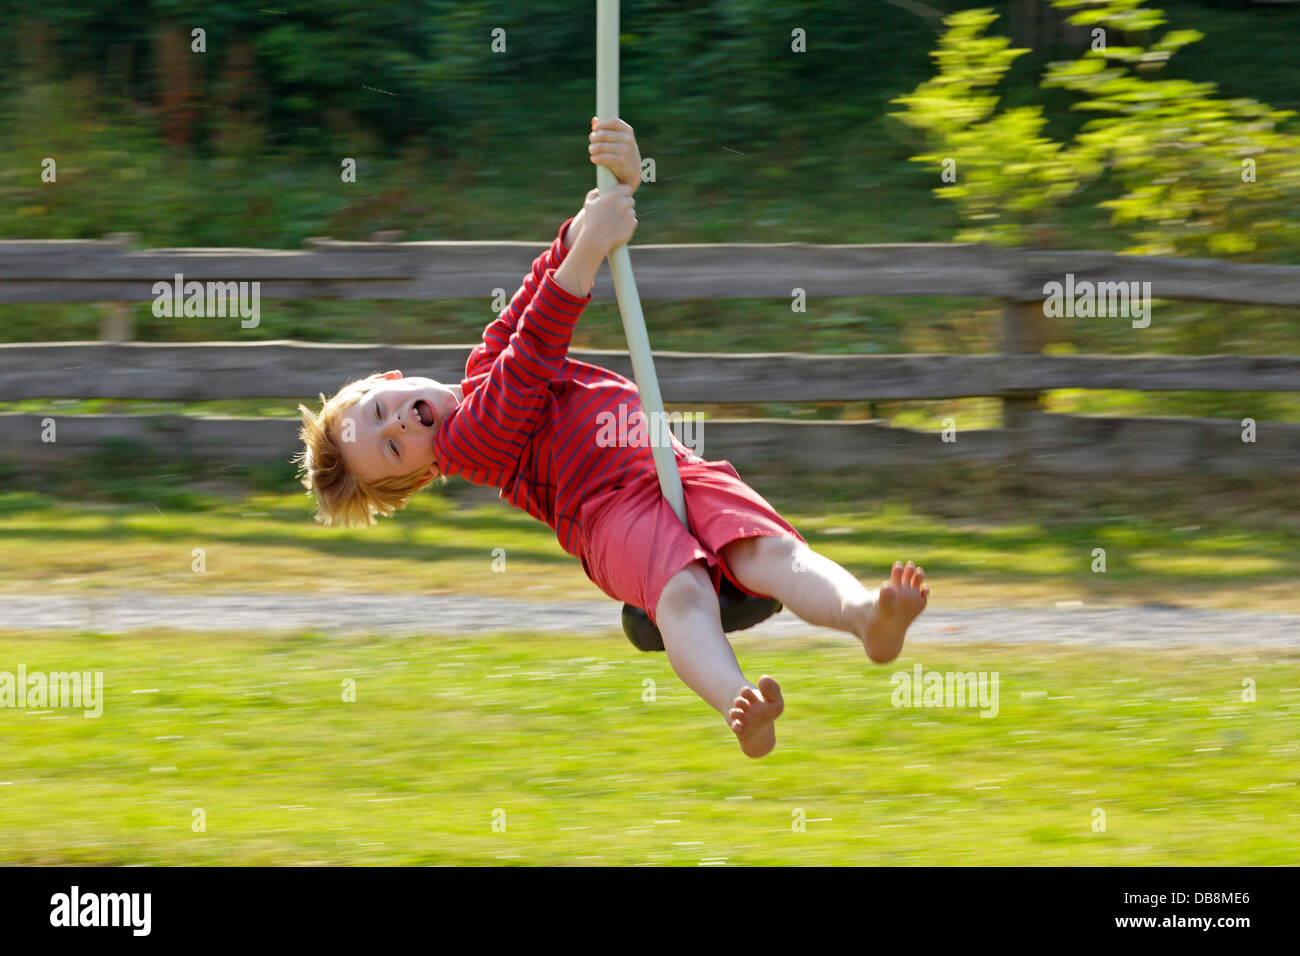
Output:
[{"xmin": 595, "ymin": 0, "xmax": 689, "ymax": 528}]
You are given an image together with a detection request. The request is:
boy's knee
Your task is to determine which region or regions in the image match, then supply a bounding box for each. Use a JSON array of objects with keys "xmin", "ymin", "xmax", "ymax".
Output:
[
  {"xmin": 724, "ymin": 534, "xmax": 799, "ymax": 572},
  {"xmin": 656, "ymin": 560, "xmax": 717, "ymax": 622}
]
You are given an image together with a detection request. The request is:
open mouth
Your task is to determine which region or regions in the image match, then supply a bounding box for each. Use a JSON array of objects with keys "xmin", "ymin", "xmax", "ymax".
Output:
[{"xmin": 412, "ymin": 398, "xmax": 436, "ymax": 428}]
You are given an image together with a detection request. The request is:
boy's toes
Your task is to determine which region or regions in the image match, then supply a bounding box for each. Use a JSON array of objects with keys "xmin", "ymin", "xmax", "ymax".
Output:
[
  {"xmin": 912, "ymin": 566, "xmax": 925, "ymax": 591},
  {"xmin": 890, "ymin": 561, "xmax": 904, "ymax": 588},
  {"xmin": 902, "ymin": 560, "xmax": 916, "ymax": 587},
  {"xmin": 877, "ymin": 585, "xmax": 897, "ymax": 613}
]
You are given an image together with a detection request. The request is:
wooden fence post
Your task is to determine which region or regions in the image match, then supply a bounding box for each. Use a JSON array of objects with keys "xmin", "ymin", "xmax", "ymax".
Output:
[
  {"xmin": 98, "ymin": 303, "xmax": 134, "ymax": 342},
  {"xmin": 1001, "ymin": 298, "xmax": 1048, "ymax": 430},
  {"xmin": 1001, "ymin": 298, "xmax": 1049, "ymax": 473},
  {"xmin": 97, "ymin": 233, "xmax": 139, "ymax": 343}
]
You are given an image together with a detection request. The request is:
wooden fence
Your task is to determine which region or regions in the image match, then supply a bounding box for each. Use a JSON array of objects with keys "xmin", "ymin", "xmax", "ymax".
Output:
[{"xmin": 1, "ymin": 236, "xmax": 1297, "ymax": 475}]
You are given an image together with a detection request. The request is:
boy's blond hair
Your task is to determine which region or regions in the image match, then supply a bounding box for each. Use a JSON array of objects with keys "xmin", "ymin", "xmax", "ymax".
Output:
[{"xmin": 295, "ymin": 373, "xmax": 442, "ymax": 527}]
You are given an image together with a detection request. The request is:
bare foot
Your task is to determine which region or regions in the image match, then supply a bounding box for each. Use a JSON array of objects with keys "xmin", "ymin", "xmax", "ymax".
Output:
[
  {"xmin": 856, "ymin": 560, "xmax": 929, "ymax": 664},
  {"xmin": 727, "ymin": 675, "xmax": 784, "ymax": 758}
]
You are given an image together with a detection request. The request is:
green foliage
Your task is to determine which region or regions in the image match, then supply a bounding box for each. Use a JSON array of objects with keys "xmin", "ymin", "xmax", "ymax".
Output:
[
  {"xmin": 890, "ymin": 9, "xmax": 1104, "ymax": 246},
  {"xmin": 7, "ymin": 1, "xmax": 927, "ymax": 155},
  {"xmin": 0, "ymin": 0, "xmax": 959, "ymax": 247},
  {"xmin": 892, "ymin": 0, "xmax": 1300, "ymax": 256},
  {"xmin": 1045, "ymin": 0, "xmax": 1300, "ymax": 257}
]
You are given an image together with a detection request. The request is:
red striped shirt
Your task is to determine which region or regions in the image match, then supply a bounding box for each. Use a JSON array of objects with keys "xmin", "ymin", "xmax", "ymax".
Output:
[{"xmin": 433, "ymin": 218, "xmax": 695, "ymax": 556}]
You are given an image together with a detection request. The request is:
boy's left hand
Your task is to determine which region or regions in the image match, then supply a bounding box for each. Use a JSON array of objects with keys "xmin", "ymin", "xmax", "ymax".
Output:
[{"xmin": 589, "ymin": 117, "xmax": 642, "ymax": 194}]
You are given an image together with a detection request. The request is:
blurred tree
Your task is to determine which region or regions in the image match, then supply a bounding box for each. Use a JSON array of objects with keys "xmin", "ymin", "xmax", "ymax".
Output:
[
  {"xmin": 154, "ymin": 26, "xmax": 198, "ymax": 148},
  {"xmin": 1008, "ymin": 0, "xmax": 1092, "ymax": 51},
  {"xmin": 0, "ymin": 0, "xmax": 922, "ymax": 154},
  {"xmin": 1045, "ymin": 0, "xmax": 1300, "ymax": 257},
  {"xmin": 890, "ymin": 8, "xmax": 1105, "ymax": 247},
  {"xmin": 892, "ymin": 0, "xmax": 1300, "ymax": 257}
]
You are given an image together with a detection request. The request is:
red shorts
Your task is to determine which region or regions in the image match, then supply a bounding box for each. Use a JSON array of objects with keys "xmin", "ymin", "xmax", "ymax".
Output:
[{"xmin": 576, "ymin": 458, "xmax": 806, "ymax": 626}]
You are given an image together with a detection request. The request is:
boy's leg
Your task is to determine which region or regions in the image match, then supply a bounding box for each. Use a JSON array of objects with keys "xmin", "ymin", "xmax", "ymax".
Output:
[
  {"xmin": 719, "ymin": 535, "xmax": 928, "ymax": 664},
  {"xmin": 654, "ymin": 559, "xmax": 783, "ymax": 758}
]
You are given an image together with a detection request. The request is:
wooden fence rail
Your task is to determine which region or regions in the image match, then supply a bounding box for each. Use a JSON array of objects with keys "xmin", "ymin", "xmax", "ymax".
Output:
[
  {"xmin": 2, "ymin": 238, "xmax": 1300, "ymax": 304},
  {"xmin": 3, "ymin": 412, "xmax": 1296, "ymax": 474},
  {"xmin": 1, "ymin": 238, "xmax": 1297, "ymax": 474},
  {"xmin": 1, "ymin": 343, "xmax": 1298, "ymax": 403}
]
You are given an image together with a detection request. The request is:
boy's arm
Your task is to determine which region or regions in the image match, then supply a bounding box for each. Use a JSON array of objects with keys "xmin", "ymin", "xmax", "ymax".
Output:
[
  {"xmin": 439, "ymin": 271, "xmax": 591, "ymax": 477},
  {"xmin": 464, "ymin": 213, "xmax": 583, "ymax": 378},
  {"xmin": 441, "ymin": 187, "xmax": 633, "ymax": 477}
]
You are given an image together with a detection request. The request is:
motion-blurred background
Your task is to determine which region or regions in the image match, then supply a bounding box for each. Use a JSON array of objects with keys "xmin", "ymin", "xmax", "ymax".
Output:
[{"xmin": 0, "ymin": 1, "xmax": 1297, "ymax": 866}]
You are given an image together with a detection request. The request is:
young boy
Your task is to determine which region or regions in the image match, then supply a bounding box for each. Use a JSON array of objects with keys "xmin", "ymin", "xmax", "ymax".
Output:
[{"xmin": 297, "ymin": 118, "xmax": 929, "ymax": 758}]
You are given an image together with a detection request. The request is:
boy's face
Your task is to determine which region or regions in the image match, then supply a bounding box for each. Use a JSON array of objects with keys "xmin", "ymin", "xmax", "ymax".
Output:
[{"xmin": 339, "ymin": 371, "xmax": 461, "ymax": 483}]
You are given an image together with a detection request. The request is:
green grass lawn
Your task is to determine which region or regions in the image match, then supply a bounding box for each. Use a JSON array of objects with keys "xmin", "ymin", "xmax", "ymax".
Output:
[
  {"xmin": 1, "ymin": 462, "xmax": 1298, "ymax": 611},
  {"xmin": 1, "ymin": 629, "xmax": 1295, "ymax": 865},
  {"xmin": 2, "ymin": 0, "xmax": 1297, "ymax": 869}
]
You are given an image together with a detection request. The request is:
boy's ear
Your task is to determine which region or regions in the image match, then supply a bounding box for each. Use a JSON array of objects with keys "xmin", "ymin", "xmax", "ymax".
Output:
[
  {"xmin": 414, "ymin": 467, "xmax": 438, "ymax": 490},
  {"xmin": 379, "ymin": 370, "xmax": 403, "ymax": 381}
]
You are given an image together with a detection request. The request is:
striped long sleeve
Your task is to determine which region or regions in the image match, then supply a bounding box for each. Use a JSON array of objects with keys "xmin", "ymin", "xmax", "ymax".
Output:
[
  {"xmin": 435, "ymin": 257, "xmax": 590, "ymax": 489},
  {"xmin": 434, "ymin": 219, "xmax": 697, "ymax": 556},
  {"xmin": 465, "ymin": 218, "xmax": 575, "ymax": 378}
]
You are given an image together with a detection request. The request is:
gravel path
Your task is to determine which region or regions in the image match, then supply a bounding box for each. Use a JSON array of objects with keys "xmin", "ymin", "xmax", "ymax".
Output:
[{"xmin": 2, "ymin": 592, "xmax": 1297, "ymax": 648}]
